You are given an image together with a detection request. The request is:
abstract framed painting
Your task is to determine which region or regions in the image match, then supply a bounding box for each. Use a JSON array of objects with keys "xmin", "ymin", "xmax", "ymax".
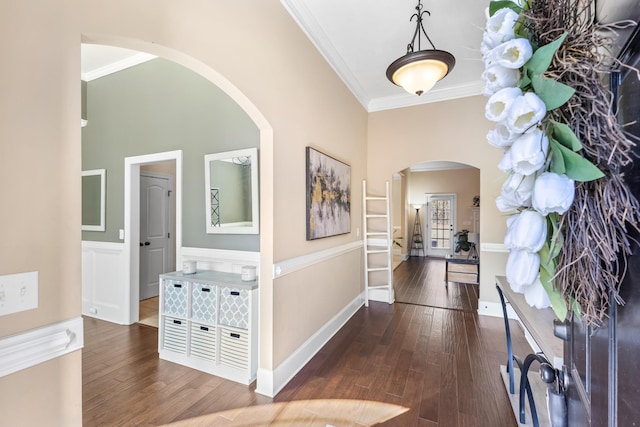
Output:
[{"xmin": 306, "ymin": 147, "xmax": 351, "ymax": 240}]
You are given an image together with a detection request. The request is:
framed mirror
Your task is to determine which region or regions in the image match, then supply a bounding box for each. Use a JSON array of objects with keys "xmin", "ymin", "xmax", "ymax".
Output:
[
  {"xmin": 82, "ymin": 169, "xmax": 106, "ymax": 231},
  {"xmin": 204, "ymin": 147, "xmax": 259, "ymax": 234}
]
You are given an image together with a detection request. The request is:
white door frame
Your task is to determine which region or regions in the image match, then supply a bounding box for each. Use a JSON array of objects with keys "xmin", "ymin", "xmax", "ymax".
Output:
[
  {"xmin": 425, "ymin": 193, "xmax": 457, "ymax": 257},
  {"xmin": 124, "ymin": 150, "xmax": 182, "ymax": 324}
]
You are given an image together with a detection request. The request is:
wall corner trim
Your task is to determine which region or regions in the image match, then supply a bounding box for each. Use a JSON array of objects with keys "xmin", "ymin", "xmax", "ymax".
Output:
[{"xmin": 0, "ymin": 317, "xmax": 84, "ymax": 378}]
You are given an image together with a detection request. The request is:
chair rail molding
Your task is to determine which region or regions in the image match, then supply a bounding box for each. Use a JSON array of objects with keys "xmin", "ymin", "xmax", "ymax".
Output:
[
  {"xmin": 272, "ymin": 241, "xmax": 362, "ymax": 279},
  {"xmin": 0, "ymin": 317, "xmax": 84, "ymax": 378}
]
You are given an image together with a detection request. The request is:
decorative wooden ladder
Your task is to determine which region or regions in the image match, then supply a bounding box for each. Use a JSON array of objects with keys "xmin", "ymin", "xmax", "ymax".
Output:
[{"xmin": 362, "ymin": 180, "xmax": 394, "ymax": 307}]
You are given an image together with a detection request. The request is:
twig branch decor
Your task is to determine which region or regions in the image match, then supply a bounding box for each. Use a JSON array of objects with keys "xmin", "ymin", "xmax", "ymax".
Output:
[{"xmin": 482, "ymin": 0, "xmax": 639, "ymax": 325}]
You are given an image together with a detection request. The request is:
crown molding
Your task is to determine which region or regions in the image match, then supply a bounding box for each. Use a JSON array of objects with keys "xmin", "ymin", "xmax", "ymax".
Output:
[
  {"xmin": 82, "ymin": 52, "xmax": 157, "ymax": 81},
  {"xmin": 280, "ymin": 0, "xmax": 370, "ymax": 109},
  {"xmin": 367, "ymin": 80, "xmax": 484, "ymax": 112}
]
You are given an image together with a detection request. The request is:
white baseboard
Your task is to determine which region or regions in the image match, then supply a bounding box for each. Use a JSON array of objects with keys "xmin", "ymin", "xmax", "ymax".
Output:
[
  {"xmin": 477, "ymin": 300, "xmax": 517, "ymax": 319},
  {"xmin": 255, "ymin": 292, "xmax": 365, "ymax": 397},
  {"xmin": 0, "ymin": 317, "xmax": 84, "ymax": 378}
]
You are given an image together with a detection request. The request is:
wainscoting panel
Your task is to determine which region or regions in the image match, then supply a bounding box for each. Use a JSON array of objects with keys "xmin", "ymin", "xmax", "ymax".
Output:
[
  {"xmin": 82, "ymin": 243, "xmax": 260, "ymax": 325},
  {"xmin": 82, "ymin": 241, "xmax": 127, "ymax": 324}
]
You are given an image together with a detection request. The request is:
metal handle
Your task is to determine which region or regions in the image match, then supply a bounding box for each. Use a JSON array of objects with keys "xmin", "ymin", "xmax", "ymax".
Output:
[{"xmin": 144, "ymin": 241, "xmax": 150, "ymax": 246}]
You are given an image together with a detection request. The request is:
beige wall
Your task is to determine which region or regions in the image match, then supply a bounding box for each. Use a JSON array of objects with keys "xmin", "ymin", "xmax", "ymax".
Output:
[
  {"xmin": 0, "ymin": 1, "xmax": 83, "ymax": 425},
  {"xmin": 1, "ymin": 1, "xmax": 367, "ymax": 423},
  {"xmin": 407, "ymin": 168, "xmax": 480, "ymax": 232},
  {"xmin": 82, "ymin": 0, "xmax": 367, "ymax": 376},
  {"xmin": 79, "ymin": 0, "xmax": 368, "ymax": 387},
  {"xmin": 0, "ymin": 1, "xmax": 513, "ymax": 423},
  {"xmin": 367, "ymin": 96, "xmax": 509, "ymax": 305}
]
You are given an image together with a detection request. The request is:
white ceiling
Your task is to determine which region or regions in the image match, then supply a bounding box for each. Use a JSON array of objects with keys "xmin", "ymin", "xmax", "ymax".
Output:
[
  {"xmin": 281, "ymin": 0, "xmax": 487, "ymax": 112},
  {"xmin": 81, "ymin": 0, "xmax": 487, "ymax": 112}
]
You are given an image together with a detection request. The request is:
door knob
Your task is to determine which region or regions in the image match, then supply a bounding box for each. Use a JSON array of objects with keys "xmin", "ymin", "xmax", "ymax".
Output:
[{"xmin": 144, "ymin": 242, "xmax": 150, "ymax": 246}]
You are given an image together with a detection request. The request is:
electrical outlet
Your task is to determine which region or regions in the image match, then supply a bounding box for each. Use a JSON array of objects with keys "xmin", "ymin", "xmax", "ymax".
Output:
[{"xmin": 0, "ymin": 271, "xmax": 38, "ymax": 316}]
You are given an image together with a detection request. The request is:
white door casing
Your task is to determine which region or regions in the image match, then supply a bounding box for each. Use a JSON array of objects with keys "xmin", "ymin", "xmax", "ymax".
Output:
[{"xmin": 125, "ymin": 150, "xmax": 182, "ymax": 324}]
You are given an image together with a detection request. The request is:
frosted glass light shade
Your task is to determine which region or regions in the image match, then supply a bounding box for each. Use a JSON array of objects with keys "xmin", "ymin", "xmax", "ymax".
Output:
[{"xmin": 387, "ymin": 50, "xmax": 455, "ymax": 96}]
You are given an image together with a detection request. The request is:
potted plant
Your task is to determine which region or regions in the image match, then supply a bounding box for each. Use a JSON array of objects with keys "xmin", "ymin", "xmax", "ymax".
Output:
[{"xmin": 454, "ymin": 229, "xmax": 471, "ymax": 253}]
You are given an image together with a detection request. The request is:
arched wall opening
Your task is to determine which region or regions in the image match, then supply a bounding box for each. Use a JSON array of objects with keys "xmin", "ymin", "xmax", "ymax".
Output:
[
  {"xmin": 80, "ymin": 34, "xmax": 275, "ymax": 391},
  {"xmin": 367, "ymin": 95, "xmax": 509, "ymax": 315}
]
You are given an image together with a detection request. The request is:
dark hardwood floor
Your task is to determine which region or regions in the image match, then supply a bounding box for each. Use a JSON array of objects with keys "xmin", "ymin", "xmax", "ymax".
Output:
[
  {"xmin": 394, "ymin": 257, "xmax": 479, "ymax": 312},
  {"xmin": 83, "ymin": 258, "xmax": 530, "ymax": 426}
]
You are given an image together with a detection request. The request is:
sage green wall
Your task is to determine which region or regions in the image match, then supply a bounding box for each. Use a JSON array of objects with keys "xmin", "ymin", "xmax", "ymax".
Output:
[{"xmin": 82, "ymin": 57, "xmax": 260, "ymax": 250}]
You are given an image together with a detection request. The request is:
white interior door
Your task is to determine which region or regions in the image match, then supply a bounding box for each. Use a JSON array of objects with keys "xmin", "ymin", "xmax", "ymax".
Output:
[
  {"xmin": 140, "ymin": 173, "xmax": 173, "ymax": 300},
  {"xmin": 426, "ymin": 194, "xmax": 456, "ymax": 257}
]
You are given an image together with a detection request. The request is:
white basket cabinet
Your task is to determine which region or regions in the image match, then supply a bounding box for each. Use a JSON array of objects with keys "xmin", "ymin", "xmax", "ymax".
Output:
[{"xmin": 158, "ymin": 270, "xmax": 258, "ymax": 385}]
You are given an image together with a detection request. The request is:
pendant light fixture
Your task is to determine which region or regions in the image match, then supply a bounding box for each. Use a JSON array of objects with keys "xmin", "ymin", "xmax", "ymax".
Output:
[{"xmin": 386, "ymin": 0, "xmax": 455, "ymax": 96}]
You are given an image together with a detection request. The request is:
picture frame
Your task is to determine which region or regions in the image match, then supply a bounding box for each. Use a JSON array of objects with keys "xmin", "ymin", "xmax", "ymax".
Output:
[{"xmin": 306, "ymin": 147, "xmax": 351, "ymax": 240}]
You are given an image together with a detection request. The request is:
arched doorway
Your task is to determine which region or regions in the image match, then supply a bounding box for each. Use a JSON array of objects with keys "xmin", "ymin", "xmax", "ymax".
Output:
[
  {"xmin": 80, "ymin": 36, "xmax": 274, "ymax": 393},
  {"xmin": 392, "ymin": 160, "xmax": 480, "ymax": 311}
]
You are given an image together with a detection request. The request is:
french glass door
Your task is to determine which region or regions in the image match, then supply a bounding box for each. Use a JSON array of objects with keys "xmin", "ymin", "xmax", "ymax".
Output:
[{"xmin": 426, "ymin": 194, "xmax": 456, "ymax": 257}]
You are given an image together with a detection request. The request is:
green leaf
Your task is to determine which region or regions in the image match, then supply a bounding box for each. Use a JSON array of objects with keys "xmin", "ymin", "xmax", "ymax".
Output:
[
  {"xmin": 531, "ymin": 75, "xmax": 575, "ymax": 110},
  {"xmin": 550, "ymin": 139, "xmax": 566, "ymax": 174},
  {"xmin": 489, "ymin": 1, "xmax": 522, "ymax": 16},
  {"xmin": 554, "ymin": 142, "xmax": 605, "ymax": 181},
  {"xmin": 527, "ymin": 33, "xmax": 568, "ymax": 76},
  {"xmin": 539, "ymin": 242, "xmax": 552, "ymax": 269},
  {"xmin": 571, "ymin": 298, "xmax": 582, "ymax": 317},
  {"xmin": 519, "ymin": 72, "xmax": 531, "ymax": 90},
  {"xmin": 539, "ymin": 270, "xmax": 568, "ymax": 320},
  {"xmin": 552, "ymin": 121, "xmax": 582, "ymax": 151},
  {"xmin": 549, "ymin": 228, "xmax": 564, "ymax": 260}
]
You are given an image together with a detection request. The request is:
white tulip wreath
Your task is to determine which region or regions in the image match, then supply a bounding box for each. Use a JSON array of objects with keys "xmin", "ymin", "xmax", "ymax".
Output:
[{"xmin": 482, "ymin": 0, "xmax": 640, "ymax": 324}]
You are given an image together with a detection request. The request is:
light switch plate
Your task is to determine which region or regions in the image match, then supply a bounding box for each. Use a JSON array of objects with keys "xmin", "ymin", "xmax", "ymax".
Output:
[{"xmin": 0, "ymin": 271, "xmax": 38, "ymax": 316}]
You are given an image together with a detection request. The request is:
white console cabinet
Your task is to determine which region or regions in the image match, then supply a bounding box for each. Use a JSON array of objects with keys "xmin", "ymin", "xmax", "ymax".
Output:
[{"xmin": 158, "ymin": 270, "xmax": 258, "ymax": 384}]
